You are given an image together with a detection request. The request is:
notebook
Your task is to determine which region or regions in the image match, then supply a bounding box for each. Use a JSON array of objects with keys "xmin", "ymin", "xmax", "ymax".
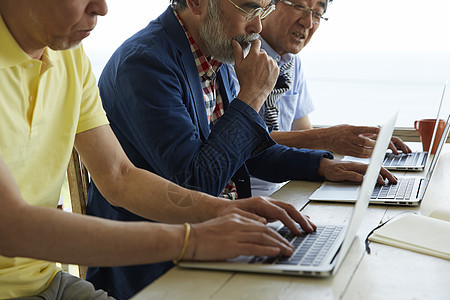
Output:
[
  {"xmin": 369, "ymin": 209, "xmax": 450, "ymax": 260},
  {"xmin": 383, "ymin": 82, "xmax": 447, "ymax": 171},
  {"xmin": 309, "ymin": 114, "xmax": 450, "ymax": 206},
  {"xmin": 179, "ymin": 113, "xmax": 397, "ymax": 277}
]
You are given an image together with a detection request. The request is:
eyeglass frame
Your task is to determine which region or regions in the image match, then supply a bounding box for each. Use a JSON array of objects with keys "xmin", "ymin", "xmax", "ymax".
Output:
[
  {"xmin": 227, "ymin": 0, "xmax": 276, "ymax": 22},
  {"xmin": 279, "ymin": 0, "xmax": 328, "ymax": 25}
]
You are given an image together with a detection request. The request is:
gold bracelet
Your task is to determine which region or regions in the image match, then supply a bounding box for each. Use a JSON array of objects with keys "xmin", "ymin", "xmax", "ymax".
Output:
[{"xmin": 173, "ymin": 223, "xmax": 191, "ymax": 264}]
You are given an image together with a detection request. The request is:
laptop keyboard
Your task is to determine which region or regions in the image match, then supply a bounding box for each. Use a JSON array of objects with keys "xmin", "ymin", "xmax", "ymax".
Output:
[
  {"xmin": 250, "ymin": 225, "xmax": 344, "ymax": 266},
  {"xmin": 383, "ymin": 152, "xmax": 420, "ymax": 167},
  {"xmin": 371, "ymin": 177, "xmax": 416, "ymax": 200}
]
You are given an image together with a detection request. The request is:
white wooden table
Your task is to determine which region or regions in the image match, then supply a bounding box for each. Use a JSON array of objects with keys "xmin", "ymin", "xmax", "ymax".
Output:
[{"xmin": 133, "ymin": 147, "xmax": 450, "ymax": 300}]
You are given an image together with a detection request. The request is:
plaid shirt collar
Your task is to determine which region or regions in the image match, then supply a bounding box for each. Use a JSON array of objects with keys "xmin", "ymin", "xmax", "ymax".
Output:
[
  {"xmin": 173, "ymin": 10, "xmax": 222, "ymax": 79},
  {"xmin": 173, "ymin": 10, "xmax": 237, "ymax": 199}
]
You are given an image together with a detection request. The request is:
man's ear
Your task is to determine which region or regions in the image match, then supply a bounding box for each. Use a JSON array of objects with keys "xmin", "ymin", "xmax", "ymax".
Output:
[{"xmin": 186, "ymin": 0, "xmax": 203, "ymax": 15}]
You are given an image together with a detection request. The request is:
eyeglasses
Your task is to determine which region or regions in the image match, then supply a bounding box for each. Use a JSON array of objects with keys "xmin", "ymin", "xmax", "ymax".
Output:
[
  {"xmin": 227, "ymin": 0, "xmax": 276, "ymax": 22},
  {"xmin": 279, "ymin": 0, "xmax": 328, "ymax": 25}
]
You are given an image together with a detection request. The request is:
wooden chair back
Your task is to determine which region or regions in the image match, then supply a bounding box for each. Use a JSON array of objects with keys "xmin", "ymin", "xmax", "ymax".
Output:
[{"xmin": 66, "ymin": 148, "xmax": 89, "ymax": 279}]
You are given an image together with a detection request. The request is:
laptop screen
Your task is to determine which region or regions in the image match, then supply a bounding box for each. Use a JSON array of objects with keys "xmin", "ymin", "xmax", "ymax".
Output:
[
  {"xmin": 425, "ymin": 114, "xmax": 450, "ymax": 181},
  {"xmin": 332, "ymin": 112, "xmax": 398, "ymax": 274}
]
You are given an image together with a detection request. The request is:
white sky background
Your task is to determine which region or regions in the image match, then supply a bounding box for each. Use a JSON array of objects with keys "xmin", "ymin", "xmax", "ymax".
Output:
[
  {"xmin": 307, "ymin": 0, "xmax": 450, "ymax": 52},
  {"xmin": 83, "ymin": 1, "xmax": 169, "ymax": 75},
  {"xmin": 84, "ymin": 0, "xmax": 450, "ymax": 61},
  {"xmin": 83, "ymin": 0, "xmax": 450, "ymax": 126}
]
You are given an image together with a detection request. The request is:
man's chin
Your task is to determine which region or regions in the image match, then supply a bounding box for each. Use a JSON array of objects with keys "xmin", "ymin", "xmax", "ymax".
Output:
[
  {"xmin": 212, "ymin": 46, "xmax": 250, "ymax": 64},
  {"xmin": 211, "ymin": 55, "xmax": 235, "ymax": 64},
  {"xmin": 49, "ymin": 40, "xmax": 82, "ymax": 51}
]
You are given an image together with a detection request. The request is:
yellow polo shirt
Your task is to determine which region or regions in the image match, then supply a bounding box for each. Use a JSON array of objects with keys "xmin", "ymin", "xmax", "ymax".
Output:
[{"xmin": 0, "ymin": 15, "xmax": 109, "ymax": 298}]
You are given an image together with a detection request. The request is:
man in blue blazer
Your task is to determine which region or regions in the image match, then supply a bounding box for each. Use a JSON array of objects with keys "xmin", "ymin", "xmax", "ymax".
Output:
[{"xmin": 86, "ymin": 0, "xmax": 396, "ymax": 298}]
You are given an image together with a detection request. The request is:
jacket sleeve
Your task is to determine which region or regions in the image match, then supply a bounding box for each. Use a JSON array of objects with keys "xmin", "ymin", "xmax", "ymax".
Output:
[
  {"xmin": 246, "ymin": 144, "xmax": 333, "ymax": 183},
  {"xmin": 99, "ymin": 45, "xmax": 275, "ymax": 197}
]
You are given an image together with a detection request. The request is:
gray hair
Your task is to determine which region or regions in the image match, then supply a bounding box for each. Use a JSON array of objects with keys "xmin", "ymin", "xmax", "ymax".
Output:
[
  {"xmin": 171, "ymin": 0, "xmax": 277, "ymax": 11},
  {"xmin": 274, "ymin": 0, "xmax": 333, "ymax": 13},
  {"xmin": 170, "ymin": 0, "xmax": 332, "ymax": 13},
  {"xmin": 171, "ymin": 0, "xmax": 188, "ymax": 11},
  {"xmin": 171, "ymin": 0, "xmax": 218, "ymax": 16}
]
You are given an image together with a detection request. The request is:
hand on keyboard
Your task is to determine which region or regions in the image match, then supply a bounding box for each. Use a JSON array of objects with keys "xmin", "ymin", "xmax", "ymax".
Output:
[
  {"xmin": 218, "ymin": 197, "xmax": 317, "ymax": 235},
  {"xmin": 318, "ymin": 158, "xmax": 398, "ymax": 185}
]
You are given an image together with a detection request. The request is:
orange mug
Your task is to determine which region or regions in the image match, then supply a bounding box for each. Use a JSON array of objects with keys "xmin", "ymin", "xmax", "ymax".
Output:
[{"xmin": 414, "ymin": 119, "xmax": 445, "ymax": 154}]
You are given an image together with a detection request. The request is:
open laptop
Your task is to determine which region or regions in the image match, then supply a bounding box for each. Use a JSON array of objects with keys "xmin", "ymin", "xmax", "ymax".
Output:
[
  {"xmin": 179, "ymin": 113, "xmax": 397, "ymax": 277},
  {"xmin": 383, "ymin": 82, "xmax": 447, "ymax": 171},
  {"xmin": 310, "ymin": 114, "xmax": 450, "ymax": 206}
]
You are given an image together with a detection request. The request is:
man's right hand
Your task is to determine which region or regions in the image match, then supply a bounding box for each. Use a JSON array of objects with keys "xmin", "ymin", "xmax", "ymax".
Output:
[
  {"xmin": 324, "ymin": 125, "xmax": 412, "ymax": 158},
  {"xmin": 317, "ymin": 158, "xmax": 397, "ymax": 185},
  {"xmin": 181, "ymin": 194, "xmax": 320, "ymax": 262},
  {"xmin": 216, "ymin": 196, "xmax": 316, "ymax": 235},
  {"xmin": 183, "ymin": 213, "xmax": 295, "ymax": 261},
  {"xmin": 232, "ymin": 39, "xmax": 278, "ymax": 112}
]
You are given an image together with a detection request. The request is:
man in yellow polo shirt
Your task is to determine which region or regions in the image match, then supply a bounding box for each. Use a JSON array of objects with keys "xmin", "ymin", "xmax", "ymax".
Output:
[{"xmin": 0, "ymin": 0, "xmax": 317, "ymax": 298}]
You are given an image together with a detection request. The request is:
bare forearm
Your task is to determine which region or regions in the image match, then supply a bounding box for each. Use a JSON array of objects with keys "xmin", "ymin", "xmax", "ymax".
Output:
[
  {"xmin": 94, "ymin": 166, "xmax": 227, "ymax": 224},
  {"xmin": 75, "ymin": 125, "xmax": 228, "ymax": 224},
  {"xmin": 270, "ymin": 128, "xmax": 332, "ymax": 150},
  {"xmin": 0, "ymin": 203, "xmax": 184, "ymax": 266},
  {"xmin": 273, "ymin": 124, "xmax": 400, "ymax": 158}
]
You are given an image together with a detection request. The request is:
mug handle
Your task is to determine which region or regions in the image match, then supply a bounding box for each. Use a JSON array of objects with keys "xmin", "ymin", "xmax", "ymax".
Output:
[{"xmin": 414, "ymin": 120, "xmax": 419, "ymax": 130}]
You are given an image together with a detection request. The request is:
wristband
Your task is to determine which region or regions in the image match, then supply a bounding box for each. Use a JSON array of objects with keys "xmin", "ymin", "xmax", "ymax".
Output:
[{"xmin": 173, "ymin": 222, "xmax": 191, "ymax": 264}]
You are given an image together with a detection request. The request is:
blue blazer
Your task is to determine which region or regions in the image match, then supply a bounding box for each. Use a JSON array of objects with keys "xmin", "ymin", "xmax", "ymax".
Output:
[{"xmin": 86, "ymin": 6, "xmax": 331, "ymax": 299}]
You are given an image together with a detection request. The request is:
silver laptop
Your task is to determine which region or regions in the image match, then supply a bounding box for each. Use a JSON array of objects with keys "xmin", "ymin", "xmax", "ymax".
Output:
[
  {"xmin": 383, "ymin": 150, "xmax": 428, "ymax": 171},
  {"xmin": 310, "ymin": 114, "xmax": 450, "ymax": 206},
  {"xmin": 179, "ymin": 113, "xmax": 397, "ymax": 277},
  {"xmin": 383, "ymin": 82, "xmax": 447, "ymax": 171}
]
